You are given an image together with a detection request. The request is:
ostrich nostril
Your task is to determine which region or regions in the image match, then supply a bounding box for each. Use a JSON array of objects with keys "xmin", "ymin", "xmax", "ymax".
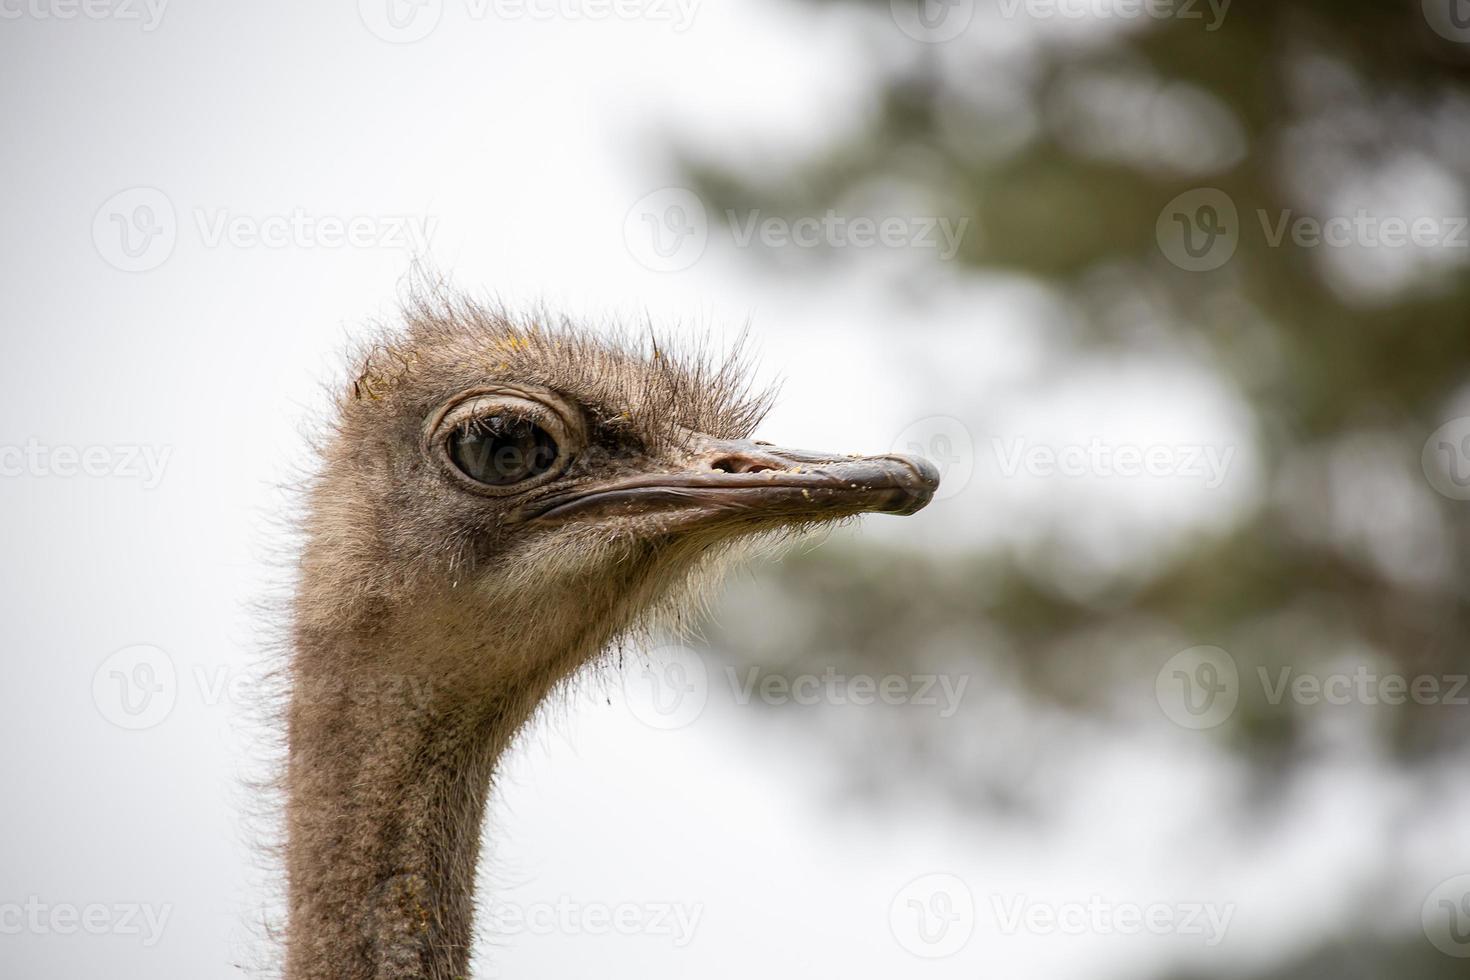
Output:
[{"xmin": 708, "ymin": 455, "xmax": 779, "ymax": 474}]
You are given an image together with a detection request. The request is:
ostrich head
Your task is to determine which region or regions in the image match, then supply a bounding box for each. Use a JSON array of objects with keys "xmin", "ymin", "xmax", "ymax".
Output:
[
  {"xmin": 295, "ymin": 298, "xmax": 936, "ymax": 697},
  {"xmin": 285, "ymin": 296, "xmax": 938, "ymax": 979}
]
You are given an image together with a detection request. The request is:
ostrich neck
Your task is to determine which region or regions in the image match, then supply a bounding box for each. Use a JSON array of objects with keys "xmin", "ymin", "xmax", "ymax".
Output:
[
  {"xmin": 282, "ymin": 535, "xmax": 665, "ymax": 978},
  {"xmin": 283, "ymin": 630, "xmax": 542, "ymax": 980}
]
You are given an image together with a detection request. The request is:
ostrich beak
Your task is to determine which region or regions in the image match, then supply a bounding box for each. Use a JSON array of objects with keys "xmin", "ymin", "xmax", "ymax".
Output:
[{"xmin": 528, "ymin": 436, "xmax": 940, "ymax": 527}]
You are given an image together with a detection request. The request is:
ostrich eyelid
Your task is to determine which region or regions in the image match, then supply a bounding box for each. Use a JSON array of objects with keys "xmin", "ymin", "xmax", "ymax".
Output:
[{"xmin": 424, "ymin": 386, "xmax": 585, "ymax": 496}]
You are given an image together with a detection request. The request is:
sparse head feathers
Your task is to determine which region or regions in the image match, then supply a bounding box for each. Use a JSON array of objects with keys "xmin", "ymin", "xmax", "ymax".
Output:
[{"xmin": 344, "ymin": 294, "xmax": 776, "ymax": 456}]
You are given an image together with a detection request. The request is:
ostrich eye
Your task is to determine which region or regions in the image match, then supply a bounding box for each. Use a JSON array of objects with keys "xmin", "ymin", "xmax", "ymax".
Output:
[{"xmin": 447, "ymin": 415, "xmax": 559, "ymax": 486}]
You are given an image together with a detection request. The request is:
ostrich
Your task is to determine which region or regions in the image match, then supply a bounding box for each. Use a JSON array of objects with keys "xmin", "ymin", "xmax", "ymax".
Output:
[{"xmin": 284, "ymin": 296, "xmax": 938, "ymax": 979}]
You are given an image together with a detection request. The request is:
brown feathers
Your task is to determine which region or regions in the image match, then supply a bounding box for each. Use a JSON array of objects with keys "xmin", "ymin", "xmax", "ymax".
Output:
[
  {"xmin": 348, "ymin": 292, "xmax": 776, "ymax": 456},
  {"xmin": 282, "ymin": 295, "xmax": 783, "ymax": 980}
]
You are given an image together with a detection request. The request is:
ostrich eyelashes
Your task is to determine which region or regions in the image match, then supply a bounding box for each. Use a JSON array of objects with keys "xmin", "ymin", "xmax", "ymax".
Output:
[
  {"xmin": 429, "ymin": 388, "xmax": 583, "ymax": 495},
  {"xmin": 446, "ymin": 415, "xmax": 559, "ymax": 486}
]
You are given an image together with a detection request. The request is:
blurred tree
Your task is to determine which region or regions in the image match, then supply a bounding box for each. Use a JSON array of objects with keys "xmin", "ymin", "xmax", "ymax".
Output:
[{"xmin": 677, "ymin": 2, "xmax": 1470, "ymax": 972}]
